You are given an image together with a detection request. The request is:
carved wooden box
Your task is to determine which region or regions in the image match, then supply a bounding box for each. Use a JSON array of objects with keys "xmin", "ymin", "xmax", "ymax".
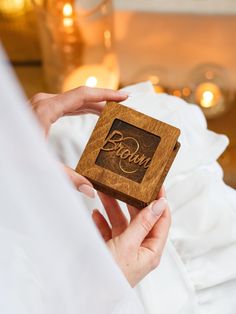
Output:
[{"xmin": 76, "ymin": 102, "xmax": 180, "ymax": 209}]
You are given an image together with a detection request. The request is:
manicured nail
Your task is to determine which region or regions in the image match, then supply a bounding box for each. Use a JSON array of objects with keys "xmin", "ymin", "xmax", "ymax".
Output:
[
  {"xmin": 78, "ymin": 184, "xmax": 95, "ymax": 199},
  {"xmin": 117, "ymin": 90, "xmax": 129, "ymax": 97},
  {"xmin": 151, "ymin": 197, "xmax": 167, "ymax": 216}
]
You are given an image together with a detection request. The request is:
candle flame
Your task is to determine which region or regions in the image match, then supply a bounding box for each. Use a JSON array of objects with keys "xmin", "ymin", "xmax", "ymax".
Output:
[
  {"xmin": 201, "ymin": 90, "xmax": 214, "ymax": 108},
  {"xmin": 182, "ymin": 87, "xmax": 191, "ymax": 97},
  {"xmin": 63, "ymin": 17, "xmax": 73, "ymax": 27},
  {"xmin": 104, "ymin": 30, "xmax": 111, "ymax": 48},
  {"xmin": 63, "ymin": 3, "xmax": 73, "ymax": 28},
  {"xmin": 173, "ymin": 89, "xmax": 182, "ymax": 98},
  {"xmin": 85, "ymin": 76, "xmax": 98, "ymax": 87},
  {"xmin": 63, "ymin": 3, "xmax": 73, "ymax": 17}
]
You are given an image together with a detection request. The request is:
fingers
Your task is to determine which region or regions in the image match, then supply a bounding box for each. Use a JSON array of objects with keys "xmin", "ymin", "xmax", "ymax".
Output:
[
  {"xmin": 54, "ymin": 87, "xmax": 128, "ymax": 119},
  {"xmin": 121, "ymin": 197, "xmax": 168, "ymax": 248},
  {"xmin": 31, "ymin": 97, "xmax": 62, "ymax": 135},
  {"xmin": 29, "ymin": 92, "xmax": 56, "ymax": 104},
  {"xmin": 127, "ymin": 185, "xmax": 166, "ymax": 221},
  {"xmin": 127, "ymin": 204, "xmax": 139, "ymax": 221},
  {"xmin": 59, "ymin": 86, "xmax": 129, "ymax": 108},
  {"xmin": 63, "ymin": 165, "xmax": 95, "ymax": 199},
  {"xmin": 158, "ymin": 185, "xmax": 166, "ymax": 198},
  {"xmin": 92, "ymin": 210, "xmax": 112, "ymax": 242},
  {"xmin": 98, "ymin": 192, "xmax": 128, "ymax": 237},
  {"xmin": 64, "ymin": 107, "xmax": 102, "ymax": 117},
  {"xmin": 58, "ymin": 102, "xmax": 106, "ymax": 117},
  {"xmin": 141, "ymin": 204, "xmax": 171, "ymax": 254},
  {"xmin": 31, "ymin": 87, "xmax": 128, "ymax": 133},
  {"xmin": 78, "ymin": 101, "xmax": 105, "ymax": 115}
]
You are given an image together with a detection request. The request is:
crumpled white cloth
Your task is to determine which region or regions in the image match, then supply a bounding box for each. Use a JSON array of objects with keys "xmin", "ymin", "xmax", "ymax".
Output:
[{"xmin": 49, "ymin": 82, "xmax": 236, "ymax": 314}]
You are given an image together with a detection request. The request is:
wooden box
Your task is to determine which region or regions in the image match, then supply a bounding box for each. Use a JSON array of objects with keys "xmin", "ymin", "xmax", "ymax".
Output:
[{"xmin": 76, "ymin": 102, "xmax": 180, "ymax": 209}]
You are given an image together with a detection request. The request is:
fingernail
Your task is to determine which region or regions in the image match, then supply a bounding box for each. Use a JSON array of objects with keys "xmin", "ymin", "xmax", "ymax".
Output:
[
  {"xmin": 92, "ymin": 209, "xmax": 98, "ymax": 217},
  {"xmin": 117, "ymin": 91, "xmax": 129, "ymax": 97},
  {"xmin": 78, "ymin": 184, "xmax": 95, "ymax": 199},
  {"xmin": 151, "ymin": 197, "xmax": 167, "ymax": 216}
]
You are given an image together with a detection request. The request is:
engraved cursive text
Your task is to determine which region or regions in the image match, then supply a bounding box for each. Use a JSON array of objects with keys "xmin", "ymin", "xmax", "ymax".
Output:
[{"xmin": 101, "ymin": 130, "xmax": 152, "ymax": 174}]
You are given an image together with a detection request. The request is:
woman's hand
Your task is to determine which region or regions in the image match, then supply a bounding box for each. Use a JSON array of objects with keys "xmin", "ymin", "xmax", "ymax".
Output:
[
  {"xmin": 30, "ymin": 86, "xmax": 128, "ymax": 135},
  {"xmin": 29, "ymin": 87, "xmax": 128, "ymax": 198},
  {"xmin": 30, "ymin": 87, "xmax": 170, "ymax": 286},
  {"xmin": 92, "ymin": 187, "xmax": 171, "ymax": 287}
]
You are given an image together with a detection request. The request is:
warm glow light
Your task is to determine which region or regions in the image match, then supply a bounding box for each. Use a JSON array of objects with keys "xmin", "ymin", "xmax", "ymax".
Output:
[
  {"xmin": 173, "ymin": 89, "xmax": 182, "ymax": 98},
  {"xmin": 62, "ymin": 3, "xmax": 73, "ymax": 28},
  {"xmin": 205, "ymin": 70, "xmax": 214, "ymax": 80},
  {"xmin": 104, "ymin": 30, "xmax": 111, "ymax": 48},
  {"xmin": 104, "ymin": 30, "xmax": 111, "ymax": 40},
  {"xmin": 0, "ymin": 0, "xmax": 30, "ymax": 17},
  {"xmin": 148, "ymin": 75, "xmax": 164, "ymax": 93},
  {"xmin": 195, "ymin": 82, "xmax": 222, "ymax": 110},
  {"xmin": 182, "ymin": 87, "xmax": 191, "ymax": 97},
  {"xmin": 63, "ymin": 17, "xmax": 73, "ymax": 27},
  {"xmin": 201, "ymin": 90, "xmax": 214, "ymax": 108},
  {"xmin": 149, "ymin": 75, "xmax": 160, "ymax": 85},
  {"xmin": 63, "ymin": 3, "xmax": 73, "ymax": 17},
  {"xmin": 85, "ymin": 76, "xmax": 98, "ymax": 87},
  {"xmin": 153, "ymin": 85, "xmax": 164, "ymax": 94},
  {"xmin": 62, "ymin": 65, "xmax": 119, "ymax": 92}
]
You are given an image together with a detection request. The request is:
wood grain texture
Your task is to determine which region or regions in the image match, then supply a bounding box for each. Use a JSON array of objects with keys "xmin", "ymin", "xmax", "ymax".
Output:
[{"xmin": 76, "ymin": 102, "xmax": 181, "ymax": 209}]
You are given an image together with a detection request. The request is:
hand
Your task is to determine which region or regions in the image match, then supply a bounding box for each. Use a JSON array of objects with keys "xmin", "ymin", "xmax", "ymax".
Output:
[
  {"xmin": 29, "ymin": 87, "xmax": 128, "ymax": 198},
  {"xmin": 92, "ymin": 187, "xmax": 171, "ymax": 287}
]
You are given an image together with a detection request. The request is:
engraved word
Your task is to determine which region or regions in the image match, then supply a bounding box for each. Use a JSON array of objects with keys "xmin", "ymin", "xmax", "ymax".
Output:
[{"xmin": 101, "ymin": 130, "xmax": 152, "ymax": 174}]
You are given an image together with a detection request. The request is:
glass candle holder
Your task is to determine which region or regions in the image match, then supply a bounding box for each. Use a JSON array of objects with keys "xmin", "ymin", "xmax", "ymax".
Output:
[
  {"xmin": 33, "ymin": 0, "xmax": 119, "ymax": 92},
  {"xmin": 187, "ymin": 63, "xmax": 234, "ymax": 119},
  {"xmin": 132, "ymin": 66, "xmax": 168, "ymax": 94}
]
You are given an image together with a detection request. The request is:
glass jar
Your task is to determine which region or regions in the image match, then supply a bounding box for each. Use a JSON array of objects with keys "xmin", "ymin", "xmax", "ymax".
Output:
[
  {"xmin": 187, "ymin": 63, "xmax": 234, "ymax": 119},
  {"xmin": 33, "ymin": 0, "xmax": 119, "ymax": 92}
]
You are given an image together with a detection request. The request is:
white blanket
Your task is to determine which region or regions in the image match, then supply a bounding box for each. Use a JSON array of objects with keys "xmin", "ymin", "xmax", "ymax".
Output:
[{"xmin": 49, "ymin": 82, "xmax": 236, "ymax": 314}]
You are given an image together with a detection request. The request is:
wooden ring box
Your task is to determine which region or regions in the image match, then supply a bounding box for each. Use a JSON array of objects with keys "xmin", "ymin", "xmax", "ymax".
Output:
[{"xmin": 76, "ymin": 102, "xmax": 181, "ymax": 209}]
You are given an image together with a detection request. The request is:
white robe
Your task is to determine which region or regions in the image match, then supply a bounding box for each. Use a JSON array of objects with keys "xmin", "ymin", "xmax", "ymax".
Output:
[
  {"xmin": 0, "ymin": 47, "xmax": 145, "ymax": 313},
  {"xmin": 49, "ymin": 82, "xmax": 236, "ymax": 313}
]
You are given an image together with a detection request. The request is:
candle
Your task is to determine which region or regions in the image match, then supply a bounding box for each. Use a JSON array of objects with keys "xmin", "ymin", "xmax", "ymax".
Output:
[
  {"xmin": 148, "ymin": 75, "xmax": 164, "ymax": 94},
  {"xmin": 172, "ymin": 89, "xmax": 182, "ymax": 98},
  {"xmin": 62, "ymin": 2, "xmax": 74, "ymax": 28},
  {"xmin": 62, "ymin": 64, "xmax": 119, "ymax": 91},
  {"xmin": 195, "ymin": 82, "xmax": 223, "ymax": 109}
]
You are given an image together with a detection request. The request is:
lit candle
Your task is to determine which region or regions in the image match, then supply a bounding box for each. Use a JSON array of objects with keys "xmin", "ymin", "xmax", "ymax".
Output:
[
  {"xmin": 62, "ymin": 2, "xmax": 73, "ymax": 28},
  {"xmin": 148, "ymin": 75, "xmax": 164, "ymax": 94},
  {"xmin": 195, "ymin": 82, "xmax": 223, "ymax": 109},
  {"xmin": 182, "ymin": 87, "xmax": 191, "ymax": 98},
  {"xmin": 172, "ymin": 89, "xmax": 182, "ymax": 98},
  {"xmin": 62, "ymin": 64, "xmax": 119, "ymax": 91}
]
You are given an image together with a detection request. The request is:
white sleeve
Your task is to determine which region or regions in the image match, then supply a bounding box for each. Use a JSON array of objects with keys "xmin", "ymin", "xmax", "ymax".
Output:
[{"xmin": 0, "ymin": 45, "xmax": 145, "ymax": 314}]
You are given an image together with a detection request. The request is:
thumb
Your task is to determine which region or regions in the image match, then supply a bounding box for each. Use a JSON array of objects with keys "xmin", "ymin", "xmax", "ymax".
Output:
[
  {"xmin": 120, "ymin": 198, "xmax": 167, "ymax": 247},
  {"xmin": 63, "ymin": 165, "xmax": 95, "ymax": 198}
]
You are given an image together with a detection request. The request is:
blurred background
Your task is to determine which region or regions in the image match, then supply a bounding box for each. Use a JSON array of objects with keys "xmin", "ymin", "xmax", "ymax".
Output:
[{"xmin": 0, "ymin": 0, "xmax": 235, "ymax": 188}]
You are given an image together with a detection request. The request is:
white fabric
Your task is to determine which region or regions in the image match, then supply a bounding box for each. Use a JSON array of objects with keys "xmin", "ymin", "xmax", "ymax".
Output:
[
  {"xmin": 0, "ymin": 47, "xmax": 145, "ymax": 313},
  {"xmin": 49, "ymin": 82, "xmax": 236, "ymax": 314}
]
